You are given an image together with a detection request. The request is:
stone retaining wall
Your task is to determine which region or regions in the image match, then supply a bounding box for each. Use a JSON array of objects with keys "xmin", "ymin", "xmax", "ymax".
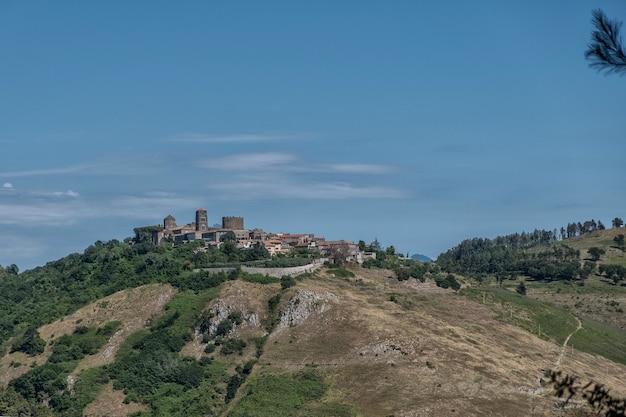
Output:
[{"xmin": 196, "ymin": 258, "xmax": 327, "ymax": 278}]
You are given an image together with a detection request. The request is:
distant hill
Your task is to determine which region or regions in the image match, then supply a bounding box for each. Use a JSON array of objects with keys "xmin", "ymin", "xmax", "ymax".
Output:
[{"xmin": 411, "ymin": 253, "xmax": 433, "ymax": 262}]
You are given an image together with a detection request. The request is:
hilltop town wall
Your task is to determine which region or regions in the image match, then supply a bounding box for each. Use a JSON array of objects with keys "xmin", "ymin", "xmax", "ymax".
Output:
[{"xmin": 195, "ymin": 259, "xmax": 327, "ymax": 278}]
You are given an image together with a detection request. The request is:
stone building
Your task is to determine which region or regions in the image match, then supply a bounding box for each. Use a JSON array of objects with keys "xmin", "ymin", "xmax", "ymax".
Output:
[
  {"xmin": 164, "ymin": 214, "xmax": 176, "ymax": 229},
  {"xmin": 196, "ymin": 208, "xmax": 208, "ymax": 232},
  {"xmin": 222, "ymin": 216, "xmax": 244, "ymax": 230}
]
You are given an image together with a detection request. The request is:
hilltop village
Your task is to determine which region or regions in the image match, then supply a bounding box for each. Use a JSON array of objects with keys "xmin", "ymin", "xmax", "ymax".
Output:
[{"xmin": 148, "ymin": 208, "xmax": 376, "ymax": 264}]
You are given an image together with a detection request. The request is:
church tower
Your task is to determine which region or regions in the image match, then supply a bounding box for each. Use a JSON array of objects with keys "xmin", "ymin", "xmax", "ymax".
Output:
[{"xmin": 195, "ymin": 208, "xmax": 208, "ymax": 232}]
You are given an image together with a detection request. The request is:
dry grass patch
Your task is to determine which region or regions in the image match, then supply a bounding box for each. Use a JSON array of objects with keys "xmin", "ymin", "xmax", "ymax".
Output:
[
  {"xmin": 0, "ymin": 283, "xmax": 176, "ymax": 385},
  {"xmin": 82, "ymin": 382, "xmax": 147, "ymax": 417},
  {"xmin": 258, "ymin": 270, "xmax": 626, "ymax": 416}
]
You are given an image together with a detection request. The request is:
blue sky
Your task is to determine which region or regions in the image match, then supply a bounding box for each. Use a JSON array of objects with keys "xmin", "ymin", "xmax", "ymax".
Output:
[{"xmin": 1, "ymin": 1, "xmax": 625, "ymax": 270}]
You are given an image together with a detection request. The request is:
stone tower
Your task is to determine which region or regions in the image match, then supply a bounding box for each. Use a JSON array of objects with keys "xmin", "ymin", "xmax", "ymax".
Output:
[
  {"xmin": 222, "ymin": 216, "xmax": 244, "ymax": 230},
  {"xmin": 164, "ymin": 214, "xmax": 176, "ymax": 229},
  {"xmin": 196, "ymin": 208, "xmax": 208, "ymax": 232}
]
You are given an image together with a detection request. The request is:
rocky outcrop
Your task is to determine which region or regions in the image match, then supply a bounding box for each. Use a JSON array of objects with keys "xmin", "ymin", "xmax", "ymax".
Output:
[{"xmin": 276, "ymin": 289, "xmax": 337, "ymax": 331}]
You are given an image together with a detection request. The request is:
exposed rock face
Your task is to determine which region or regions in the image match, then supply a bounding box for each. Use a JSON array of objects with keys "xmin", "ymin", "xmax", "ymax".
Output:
[
  {"xmin": 202, "ymin": 293, "xmax": 262, "ymax": 338},
  {"xmin": 277, "ymin": 289, "xmax": 336, "ymax": 331}
]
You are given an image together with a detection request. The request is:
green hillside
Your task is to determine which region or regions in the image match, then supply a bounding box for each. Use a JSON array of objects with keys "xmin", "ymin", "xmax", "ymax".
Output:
[{"xmin": 0, "ymin": 223, "xmax": 624, "ymax": 416}]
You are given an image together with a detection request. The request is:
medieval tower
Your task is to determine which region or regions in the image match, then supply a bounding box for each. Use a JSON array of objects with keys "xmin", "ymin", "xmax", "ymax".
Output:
[
  {"xmin": 222, "ymin": 216, "xmax": 244, "ymax": 230},
  {"xmin": 164, "ymin": 214, "xmax": 176, "ymax": 229},
  {"xmin": 196, "ymin": 208, "xmax": 208, "ymax": 232}
]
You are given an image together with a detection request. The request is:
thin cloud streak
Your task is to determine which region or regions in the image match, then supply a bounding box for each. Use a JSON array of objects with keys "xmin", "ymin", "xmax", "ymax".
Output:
[
  {"xmin": 326, "ymin": 163, "xmax": 394, "ymax": 174},
  {"xmin": 207, "ymin": 177, "xmax": 409, "ymax": 200},
  {"xmin": 198, "ymin": 152, "xmax": 396, "ymax": 175},
  {"xmin": 0, "ymin": 192, "xmax": 202, "ymax": 226},
  {"xmin": 108, "ymin": 194, "xmax": 204, "ymax": 219},
  {"xmin": 198, "ymin": 152, "xmax": 298, "ymax": 171},
  {"xmin": 197, "ymin": 151, "xmax": 408, "ymax": 200},
  {"xmin": 0, "ymin": 156, "xmax": 163, "ymax": 179},
  {"xmin": 169, "ymin": 132, "xmax": 304, "ymax": 143},
  {"xmin": 0, "ymin": 165, "xmax": 89, "ymax": 178},
  {"xmin": 0, "ymin": 202, "xmax": 86, "ymax": 226}
]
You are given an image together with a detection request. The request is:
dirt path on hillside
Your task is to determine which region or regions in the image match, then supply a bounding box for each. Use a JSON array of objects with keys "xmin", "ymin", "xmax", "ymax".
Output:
[{"xmin": 555, "ymin": 316, "xmax": 583, "ymax": 367}]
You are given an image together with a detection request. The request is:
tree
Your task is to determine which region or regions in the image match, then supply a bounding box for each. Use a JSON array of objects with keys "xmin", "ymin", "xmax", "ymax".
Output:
[
  {"xmin": 220, "ymin": 231, "xmax": 237, "ymax": 243},
  {"xmin": 587, "ymin": 247, "xmax": 605, "ymax": 261},
  {"xmin": 516, "ymin": 281, "xmax": 527, "ymax": 296},
  {"xmin": 580, "ymin": 261, "xmax": 596, "ymax": 280},
  {"xmin": 549, "ymin": 370, "xmax": 626, "ymax": 417},
  {"xmin": 599, "ymin": 264, "xmax": 626, "ymax": 284},
  {"xmin": 434, "ymin": 274, "xmax": 461, "ymax": 291},
  {"xmin": 10, "ymin": 329, "xmax": 45, "ymax": 355},
  {"xmin": 4, "ymin": 264, "xmax": 18, "ymax": 275},
  {"xmin": 585, "ymin": 9, "xmax": 626, "ymax": 75},
  {"xmin": 220, "ymin": 241, "xmax": 240, "ymax": 262},
  {"xmin": 394, "ymin": 267, "xmax": 410, "ymax": 281},
  {"xmin": 613, "ymin": 217, "xmax": 624, "ymax": 228},
  {"xmin": 614, "ymin": 234, "xmax": 626, "ymax": 251},
  {"xmin": 280, "ymin": 275, "xmax": 296, "ymax": 290},
  {"xmin": 329, "ymin": 241, "xmax": 353, "ymax": 266}
]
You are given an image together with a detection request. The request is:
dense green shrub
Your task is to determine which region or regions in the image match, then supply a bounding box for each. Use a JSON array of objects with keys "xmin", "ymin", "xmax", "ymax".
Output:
[
  {"xmin": 108, "ymin": 289, "xmax": 230, "ymax": 414},
  {"xmin": 434, "ymin": 274, "xmax": 461, "ymax": 291},
  {"xmin": 0, "ymin": 387, "xmax": 53, "ymax": 417},
  {"xmin": 10, "ymin": 363, "xmax": 68, "ymax": 401},
  {"xmin": 228, "ymin": 370, "xmax": 336, "ymax": 416},
  {"xmin": 10, "ymin": 329, "xmax": 45, "ymax": 356},
  {"xmin": 280, "ymin": 275, "xmax": 296, "ymax": 289},
  {"xmin": 220, "ymin": 338, "xmax": 247, "ymax": 356},
  {"xmin": 241, "ymin": 273, "xmax": 279, "ymax": 284}
]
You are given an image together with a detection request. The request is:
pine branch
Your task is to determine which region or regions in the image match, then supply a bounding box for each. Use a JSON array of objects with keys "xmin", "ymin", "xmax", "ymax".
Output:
[{"xmin": 585, "ymin": 9, "xmax": 626, "ymax": 75}]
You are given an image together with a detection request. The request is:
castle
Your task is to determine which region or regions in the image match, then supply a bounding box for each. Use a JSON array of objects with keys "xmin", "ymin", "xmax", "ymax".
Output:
[
  {"xmin": 153, "ymin": 208, "xmax": 248, "ymax": 246},
  {"xmin": 149, "ymin": 207, "xmax": 367, "ymax": 262}
]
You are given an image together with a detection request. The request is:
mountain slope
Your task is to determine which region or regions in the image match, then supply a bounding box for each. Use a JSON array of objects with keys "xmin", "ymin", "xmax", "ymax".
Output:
[
  {"xmin": 230, "ymin": 268, "xmax": 626, "ymax": 417},
  {"xmin": 4, "ymin": 267, "xmax": 623, "ymax": 416}
]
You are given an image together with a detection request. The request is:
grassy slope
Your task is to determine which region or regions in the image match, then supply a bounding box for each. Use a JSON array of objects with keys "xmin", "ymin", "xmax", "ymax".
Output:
[
  {"xmin": 227, "ymin": 268, "xmax": 626, "ymax": 417},
  {"xmin": 2, "ymin": 259, "xmax": 626, "ymax": 416},
  {"xmin": 562, "ymin": 227, "xmax": 626, "ymax": 266}
]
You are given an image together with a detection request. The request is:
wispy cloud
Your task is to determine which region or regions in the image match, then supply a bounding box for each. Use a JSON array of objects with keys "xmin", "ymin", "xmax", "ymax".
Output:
[
  {"xmin": 0, "ymin": 155, "xmax": 162, "ymax": 179},
  {"xmin": 51, "ymin": 190, "xmax": 80, "ymax": 198},
  {"xmin": 197, "ymin": 152, "xmax": 298, "ymax": 171},
  {"xmin": 169, "ymin": 132, "xmax": 304, "ymax": 143},
  {"xmin": 196, "ymin": 151, "xmax": 406, "ymax": 200},
  {"xmin": 325, "ymin": 163, "xmax": 394, "ymax": 174},
  {"xmin": 2, "ymin": 183, "xmax": 14, "ymax": 190},
  {"xmin": 107, "ymin": 193, "xmax": 204, "ymax": 219},
  {"xmin": 0, "ymin": 191, "xmax": 201, "ymax": 227},
  {"xmin": 199, "ymin": 152, "xmax": 395, "ymax": 175},
  {"xmin": 207, "ymin": 177, "xmax": 409, "ymax": 200},
  {"xmin": 0, "ymin": 165, "xmax": 89, "ymax": 178},
  {"xmin": 0, "ymin": 202, "xmax": 86, "ymax": 226}
]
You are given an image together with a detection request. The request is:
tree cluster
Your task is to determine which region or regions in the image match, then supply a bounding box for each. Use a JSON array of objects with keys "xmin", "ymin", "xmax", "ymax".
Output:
[
  {"xmin": 437, "ymin": 237, "xmax": 583, "ymax": 282},
  {"xmin": 599, "ymin": 264, "xmax": 626, "ymax": 285}
]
